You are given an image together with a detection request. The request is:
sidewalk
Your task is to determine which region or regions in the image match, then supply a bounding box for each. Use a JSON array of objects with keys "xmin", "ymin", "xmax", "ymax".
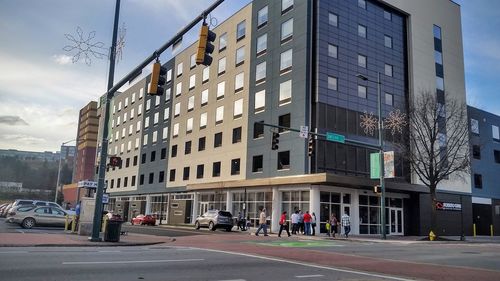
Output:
[{"xmin": 0, "ymin": 231, "xmax": 173, "ymax": 247}]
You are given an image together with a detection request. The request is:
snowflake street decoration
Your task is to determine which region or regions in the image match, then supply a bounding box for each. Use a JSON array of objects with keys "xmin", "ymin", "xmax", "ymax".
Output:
[
  {"xmin": 115, "ymin": 23, "xmax": 126, "ymax": 63},
  {"xmin": 360, "ymin": 111, "xmax": 378, "ymax": 136},
  {"xmin": 384, "ymin": 109, "xmax": 407, "ymax": 136},
  {"xmin": 63, "ymin": 27, "xmax": 107, "ymax": 66}
]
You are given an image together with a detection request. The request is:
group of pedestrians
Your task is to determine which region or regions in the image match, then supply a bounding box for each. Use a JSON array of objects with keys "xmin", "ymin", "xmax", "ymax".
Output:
[
  {"xmin": 326, "ymin": 212, "xmax": 351, "ymax": 238},
  {"xmin": 255, "ymin": 208, "xmax": 318, "ymax": 237}
]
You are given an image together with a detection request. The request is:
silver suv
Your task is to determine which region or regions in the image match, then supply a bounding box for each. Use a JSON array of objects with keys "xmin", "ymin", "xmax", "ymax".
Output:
[
  {"xmin": 194, "ymin": 210, "xmax": 233, "ymax": 232},
  {"xmin": 8, "ymin": 199, "xmax": 75, "ymax": 216}
]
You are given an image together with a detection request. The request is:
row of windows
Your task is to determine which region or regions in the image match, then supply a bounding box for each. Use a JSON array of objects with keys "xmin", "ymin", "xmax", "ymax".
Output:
[
  {"xmin": 251, "ymin": 151, "xmax": 291, "ymax": 172},
  {"xmin": 471, "ymin": 119, "xmax": 500, "ymax": 141},
  {"xmin": 326, "ymin": 75, "xmax": 394, "ymax": 106},
  {"xmin": 472, "ymin": 145, "xmax": 500, "ymax": 163},
  {"xmin": 109, "ymin": 126, "xmax": 169, "ymax": 155},
  {"xmin": 112, "ymin": 88, "xmax": 144, "ymax": 115},
  {"xmin": 111, "ymin": 171, "xmax": 166, "ymax": 188},
  {"xmin": 109, "ymin": 175, "xmax": 137, "ymax": 189},
  {"xmin": 169, "ymin": 158, "xmax": 241, "ymax": 182},
  {"xmin": 171, "ymin": 127, "xmax": 242, "ymax": 158}
]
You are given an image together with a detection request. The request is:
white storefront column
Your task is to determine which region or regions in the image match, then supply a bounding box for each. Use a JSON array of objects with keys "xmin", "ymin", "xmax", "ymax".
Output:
[
  {"xmin": 226, "ymin": 190, "xmax": 232, "ymax": 213},
  {"xmin": 145, "ymin": 195, "xmax": 152, "ymax": 215},
  {"xmin": 310, "ymin": 186, "xmax": 321, "ymax": 235},
  {"xmin": 350, "ymin": 190, "xmax": 360, "ymax": 235},
  {"xmin": 271, "ymin": 186, "xmax": 280, "ymax": 233},
  {"xmin": 192, "ymin": 192, "xmax": 199, "ymax": 224}
]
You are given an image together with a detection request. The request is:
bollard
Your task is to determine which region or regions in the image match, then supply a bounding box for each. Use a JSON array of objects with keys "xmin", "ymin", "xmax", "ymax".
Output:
[
  {"xmin": 491, "ymin": 225, "xmax": 494, "ymax": 237},
  {"xmin": 102, "ymin": 215, "xmax": 109, "ymax": 232},
  {"xmin": 64, "ymin": 215, "xmax": 69, "ymax": 231},
  {"xmin": 473, "ymin": 224, "xmax": 476, "ymax": 237},
  {"xmin": 71, "ymin": 215, "xmax": 77, "ymax": 233}
]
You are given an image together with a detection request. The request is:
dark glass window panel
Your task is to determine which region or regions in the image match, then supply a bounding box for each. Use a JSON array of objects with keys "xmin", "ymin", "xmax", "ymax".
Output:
[
  {"xmin": 252, "ymin": 155, "xmax": 263, "ymax": 172},
  {"xmin": 278, "ymin": 114, "xmax": 291, "ymax": 133},
  {"xmin": 277, "ymin": 151, "xmax": 290, "ymax": 170},
  {"xmin": 472, "ymin": 145, "xmax": 481, "ymax": 159},
  {"xmin": 213, "ymin": 162, "xmax": 221, "ymax": 177},
  {"xmin": 183, "ymin": 167, "xmax": 190, "ymax": 180},
  {"xmin": 161, "ymin": 148, "xmax": 166, "ymax": 159},
  {"xmin": 231, "ymin": 158, "xmax": 241, "ymax": 175},
  {"xmin": 197, "ymin": 164, "xmax": 204, "ymax": 179},
  {"xmin": 169, "ymin": 169, "xmax": 176, "ymax": 182},
  {"xmin": 198, "ymin": 137, "xmax": 206, "ymax": 151},
  {"xmin": 185, "ymin": 141, "xmax": 192, "ymax": 155},
  {"xmin": 254, "ymin": 121, "xmax": 264, "ymax": 138},
  {"xmin": 171, "ymin": 145, "xmax": 178, "ymax": 157},
  {"xmin": 232, "ymin": 127, "xmax": 242, "ymax": 143},
  {"xmin": 435, "ymin": 63, "xmax": 444, "ymax": 78},
  {"xmin": 151, "ymin": 151, "xmax": 156, "ymax": 162},
  {"xmin": 214, "ymin": 132, "xmax": 223, "ymax": 148},
  {"xmin": 140, "ymin": 175, "xmax": 144, "ymax": 185},
  {"xmin": 159, "ymin": 171, "xmax": 164, "ymax": 183},
  {"xmin": 149, "ymin": 173, "xmax": 154, "ymax": 184}
]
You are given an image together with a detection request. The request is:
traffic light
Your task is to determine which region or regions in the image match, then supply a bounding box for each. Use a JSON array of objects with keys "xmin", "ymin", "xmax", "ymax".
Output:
[
  {"xmin": 271, "ymin": 132, "xmax": 280, "ymax": 150},
  {"xmin": 374, "ymin": 185, "xmax": 381, "ymax": 194},
  {"xmin": 109, "ymin": 156, "xmax": 122, "ymax": 167},
  {"xmin": 148, "ymin": 62, "xmax": 167, "ymax": 95},
  {"xmin": 196, "ymin": 23, "xmax": 216, "ymax": 66},
  {"xmin": 308, "ymin": 136, "xmax": 315, "ymax": 157}
]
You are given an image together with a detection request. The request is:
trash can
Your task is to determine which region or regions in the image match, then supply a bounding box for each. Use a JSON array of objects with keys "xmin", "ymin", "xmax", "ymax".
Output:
[{"xmin": 104, "ymin": 217, "xmax": 123, "ymax": 242}]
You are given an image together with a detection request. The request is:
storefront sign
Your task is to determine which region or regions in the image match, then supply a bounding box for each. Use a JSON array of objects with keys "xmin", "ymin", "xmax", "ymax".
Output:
[{"xmin": 435, "ymin": 201, "xmax": 462, "ymax": 211}]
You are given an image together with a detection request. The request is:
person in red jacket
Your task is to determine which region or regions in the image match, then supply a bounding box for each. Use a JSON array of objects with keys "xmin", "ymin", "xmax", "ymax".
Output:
[
  {"xmin": 278, "ymin": 211, "xmax": 291, "ymax": 237},
  {"xmin": 303, "ymin": 211, "xmax": 312, "ymax": 235}
]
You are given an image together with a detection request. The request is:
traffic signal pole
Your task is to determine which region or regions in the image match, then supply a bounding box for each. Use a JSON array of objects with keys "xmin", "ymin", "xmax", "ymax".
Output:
[{"xmin": 91, "ymin": 0, "xmax": 225, "ymax": 242}]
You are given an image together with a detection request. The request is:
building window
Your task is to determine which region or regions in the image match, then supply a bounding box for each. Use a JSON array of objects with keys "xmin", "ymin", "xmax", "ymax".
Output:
[
  {"xmin": 188, "ymin": 96, "xmax": 195, "ymax": 112},
  {"xmin": 190, "ymin": 53, "xmax": 196, "ymax": 69},
  {"xmin": 328, "ymin": 76, "xmax": 337, "ymax": 91},
  {"xmin": 218, "ymin": 57, "xmax": 226, "ymax": 75},
  {"xmin": 198, "ymin": 137, "xmax": 206, "ymax": 151},
  {"xmin": 174, "ymin": 102, "xmax": 180, "ymax": 117},
  {"xmin": 187, "ymin": 117, "xmax": 194, "ymax": 133},
  {"xmin": 219, "ymin": 32, "xmax": 227, "ymax": 51},
  {"xmin": 279, "ymin": 114, "xmax": 291, "ymax": 133},
  {"xmin": 185, "ymin": 141, "xmax": 192, "ymax": 155},
  {"xmin": 171, "ymin": 145, "xmax": 178, "ymax": 157},
  {"xmin": 329, "ymin": 13, "xmax": 338, "ymax": 27},
  {"xmin": 385, "ymin": 93, "xmax": 393, "ymax": 106},
  {"xmin": 232, "ymin": 127, "xmax": 242, "ymax": 144},
  {"xmin": 235, "ymin": 72, "xmax": 244, "ymax": 92},
  {"xmin": 140, "ymin": 175, "xmax": 144, "ymax": 185},
  {"xmin": 384, "ymin": 10, "xmax": 392, "ymax": 21},
  {"xmin": 384, "ymin": 35, "xmax": 393, "ymax": 48},
  {"xmin": 474, "ymin": 174, "xmax": 482, "ymax": 189},
  {"xmin": 169, "ymin": 169, "xmax": 176, "ymax": 182},
  {"xmin": 433, "ymin": 25, "xmax": 442, "ymax": 40},
  {"xmin": 176, "ymin": 82, "xmax": 182, "ymax": 97},
  {"xmin": 166, "ymin": 69, "xmax": 172, "ymax": 83},
  {"xmin": 173, "ymin": 123, "xmax": 179, "ymax": 137},
  {"xmin": 214, "ymin": 132, "xmax": 223, "ymax": 148},
  {"xmin": 472, "ymin": 145, "xmax": 481, "ymax": 159},
  {"xmin": 358, "ymin": 85, "xmax": 367, "ymax": 99},
  {"xmin": 141, "ymin": 153, "xmax": 146, "ymax": 164},
  {"xmin": 231, "ymin": 158, "xmax": 241, "ymax": 175},
  {"xmin": 161, "ymin": 148, "xmax": 166, "ymax": 159},
  {"xmin": 110, "ymin": 179, "xmax": 114, "ymax": 189},
  {"xmin": 255, "ymin": 61, "xmax": 266, "ymax": 83},
  {"xmin": 151, "ymin": 151, "xmax": 156, "ymax": 162},
  {"xmin": 254, "ymin": 121, "xmax": 264, "ymax": 139},
  {"xmin": 256, "ymin": 34, "xmax": 267, "ymax": 56},
  {"xmin": 357, "ymin": 54, "xmax": 367, "ymax": 68},
  {"xmin": 252, "ymin": 155, "xmax": 263, "ymax": 173},
  {"xmin": 257, "ymin": 6, "xmax": 268, "ymax": 28},
  {"xmin": 133, "ymin": 155, "xmax": 138, "ymax": 166},
  {"xmin": 358, "ymin": 24, "xmax": 366, "ymax": 38},
  {"xmin": 152, "ymin": 131, "xmax": 158, "ymax": 144},
  {"xmin": 162, "ymin": 126, "xmax": 169, "ymax": 140},
  {"xmin": 236, "ymin": 20, "xmax": 246, "ymax": 41},
  {"xmin": 282, "ymin": 0, "xmax": 293, "ymax": 14},
  {"xmin": 470, "ymin": 118, "xmax": 479, "ymax": 134},
  {"xmin": 189, "ymin": 74, "xmax": 196, "ymax": 90},
  {"xmin": 234, "ymin": 99, "xmax": 243, "ymax": 119},
  {"xmin": 494, "ymin": 150, "xmax": 500, "ymax": 164},
  {"xmin": 149, "ymin": 173, "xmax": 154, "ymax": 184},
  {"xmin": 385, "ymin": 64, "xmax": 393, "ymax": 77},
  {"xmin": 281, "ymin": 18, "xmax": 293, "ymax": 43},
  {"xmin": 159, "ymin": 171, "xmax": 164, "ymax": 183},
  {"xmin": 200, "ymin": 112, "xmax": 207, "ymax": 129},
  {"xmin": 177, "ymin": 62, "xmax": 183, "ymax": 77},
  {"xmin": 216, "ymin": 106, "xmax": 224, "ymax": 125},
  {"xmin": 197, "ymin": 164, "xmax": 204, "ymax": 179},
  {"xmin": 183, "ymin": 167, "xmax": 190, "ymax": 181},
  {"xmin": 254, "ymin": 90, "xmax": 265, "ymax": 112},
  {"xmin": 202, "ymin": 67, "xmax": 210, "ymax": 83},
  {"xmin": 212, "ymin": 162, "xmax": 221, "ymax": 177},
  {"xmin": 278, "ymin": 151, "xmax": 290, "ymax": 170},
  {"xmin": 131, "ymin": 176, "xmax": 136, "ymax": 186},
  {"xmin": 279, "ymin": 80, "xmax": 292, "ymax": 105},
  {"xmin": 358, "ymin": 0, "xmax": 366, "ymax": 9},
  {"xmin": 328, "ymin": 44, "xmax": 338, "ymax": 58},
  {"xmin": 235, "ymin": 46, "xmax": 245, "ymax": 66},
  {"xmin": 280, "ymin": 49, "xmax": 293, "ymax": 73},
  {"xmin": 493, "ymin": 125, "xmax": 500, "ymax": 141},
  {"xmin": 201, "ymin": 89, "xmax": 209, "ymax": 106}
]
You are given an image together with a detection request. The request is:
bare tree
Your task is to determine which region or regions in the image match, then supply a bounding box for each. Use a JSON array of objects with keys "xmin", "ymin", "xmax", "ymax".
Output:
[{"xmin": 398, "ymin": 90, "xmax": 470, "ymax": 238}]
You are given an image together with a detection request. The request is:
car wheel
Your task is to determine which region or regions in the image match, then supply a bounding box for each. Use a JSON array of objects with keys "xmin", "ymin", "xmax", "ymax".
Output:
[
  {"xmin": 22, "ymin": 218, "xmax": 35, "ymax": 229},
  {"xmin": 195, "ymin": 221, "xmax": 200, "ymax": 230},
  {"xmin": 208, "ymin": 222, "xmax": 216, "ymax": 231},
  {"xmin": 226, "ymin": 227, "xmax": 232, "ymax": 232}
]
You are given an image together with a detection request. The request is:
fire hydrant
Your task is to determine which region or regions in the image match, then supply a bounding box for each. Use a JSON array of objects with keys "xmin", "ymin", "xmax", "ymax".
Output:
[{"xmin": 429, "ymin": 230, "xmax": 436, "ymax": 241}]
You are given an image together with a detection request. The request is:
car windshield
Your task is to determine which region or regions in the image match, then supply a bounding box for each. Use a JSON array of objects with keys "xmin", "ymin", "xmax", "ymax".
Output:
[{"xmin": 218, "ymin": 211, "xmax": 232, "ymax": 217}]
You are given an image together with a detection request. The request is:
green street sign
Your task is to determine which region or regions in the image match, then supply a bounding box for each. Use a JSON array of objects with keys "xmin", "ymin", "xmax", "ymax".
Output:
[
  {"xmin": 370, "ymin": 152, "xmax": 380, "ymax": 179},
  {"xmin": 326, "ymin": 132, "xmax": 345, "ymax": 143}
]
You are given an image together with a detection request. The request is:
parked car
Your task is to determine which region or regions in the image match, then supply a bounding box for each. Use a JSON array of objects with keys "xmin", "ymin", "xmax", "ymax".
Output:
[
  {"xmin": 131, "ymin": 214, "xmax": 156, "ymax": 226},
  {"xmin": 6, "ymin": 205, "xmax": 71, "ymax": 229},
  {"xmin": 0, "ymin": 202, "xmax": 14, "ymax": 218},
  {"xmin": 194, "ymin": 210, "xmax": 233, "ymax": 232},
  {"xmin": 8, "ymin": 199, "xmax": 75, "ymax": 216}
]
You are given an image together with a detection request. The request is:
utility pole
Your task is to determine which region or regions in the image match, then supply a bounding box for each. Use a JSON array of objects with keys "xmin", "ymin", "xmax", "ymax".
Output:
[{"xmin": 55, "ymin": 139, "xmax": 75, "ymax": 203}]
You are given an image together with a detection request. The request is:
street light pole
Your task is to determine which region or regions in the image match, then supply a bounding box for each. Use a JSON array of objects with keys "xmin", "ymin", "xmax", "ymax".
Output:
[
  {"xmin": 357, "ymin": 72, "xmax": 386, "ymax": 240},
  {"xmin": 55, "ymin": 139, "xmax": 75, "ymax": 202}
]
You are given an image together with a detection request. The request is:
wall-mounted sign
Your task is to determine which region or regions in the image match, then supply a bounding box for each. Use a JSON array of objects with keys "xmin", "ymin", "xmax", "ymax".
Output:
[{"xmin": 436, "ymin": 201, "xmax": 462, "ymax": 211}]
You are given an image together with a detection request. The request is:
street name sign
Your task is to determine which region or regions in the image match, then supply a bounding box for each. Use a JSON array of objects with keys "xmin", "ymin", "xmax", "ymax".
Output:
[{"xmin": 326, "ymin": 132, "xmax": 345, "ymax": 143}]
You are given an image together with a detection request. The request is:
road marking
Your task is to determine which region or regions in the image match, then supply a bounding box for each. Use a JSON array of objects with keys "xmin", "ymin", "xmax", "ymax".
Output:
[
  {"xmin": 296, "ymin": 275, "xmax": 324, "ymax": 278},
  {"xmin": 192, "ymin": 248, "xmax": 415, "ymax": 281},
  {"xmin": 98, "ymin": 250, "xmax": 121, "ymax": 253},
  {"xmin": 62, "ymin": 258, "xmax": 204, "ymax": 265}
]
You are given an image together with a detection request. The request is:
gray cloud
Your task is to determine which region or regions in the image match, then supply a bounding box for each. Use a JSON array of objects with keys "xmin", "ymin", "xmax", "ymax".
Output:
[{"xmin": 0, "ymin": 116, "xmax": 29, "ymax": 126}]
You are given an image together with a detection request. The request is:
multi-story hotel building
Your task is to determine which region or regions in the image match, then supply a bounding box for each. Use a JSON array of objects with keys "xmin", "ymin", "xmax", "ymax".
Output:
[{"xmin": 101, "ymin": 0, "xmax": 470, "ymax": 235}]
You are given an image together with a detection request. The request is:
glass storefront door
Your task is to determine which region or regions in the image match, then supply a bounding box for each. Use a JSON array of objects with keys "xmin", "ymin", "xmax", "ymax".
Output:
[{"xmin": 389, "ymin": 208, "xmax": 403, "ymax": 235}]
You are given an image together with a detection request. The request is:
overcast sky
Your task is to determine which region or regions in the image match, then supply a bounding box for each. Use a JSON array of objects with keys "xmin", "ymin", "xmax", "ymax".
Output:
[{"xmin": 0, "ymin": 0, "xmax": 498, "ymax": 152}]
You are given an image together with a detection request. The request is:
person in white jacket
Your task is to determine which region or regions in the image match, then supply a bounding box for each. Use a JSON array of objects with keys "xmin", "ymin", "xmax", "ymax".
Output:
[{"xmin": 254, "ymin": 208, "xmax": 268, "ymax": 236}]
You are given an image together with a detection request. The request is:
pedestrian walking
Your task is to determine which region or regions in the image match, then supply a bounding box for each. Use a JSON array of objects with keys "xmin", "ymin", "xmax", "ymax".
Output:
[
  {"xmin": 237, "ymin": 212, "xmax": 245, "ymax": 230},
  {"xmin": 246, "ymin": 214, "xmax": 251, "ymax": 230},
  {"xmin": 311, "ymin": 212, "xmax": 317, "ymax": 236},
  {"xmin": 291, "ymin": 210, "xmax": 299, "ymax": 235},
  {"xmin": 341, "ymin": 211, "xmax": 351, "ymax": 238},
  {"xmin": 278, "ymin": 211, "xmax": 291, "ymax": 237},
  {"xmin": 330, "ymin": 213, "xmax": 338, "ymax": 238},
  {"xmin": 298, "ymin": 210, "xmax": 304, "ymax": 234},
  {"xmin": 303, "ymin": 211, "xmax": 312, "ymax": 235},
  {"xmin": 255, "ymin": 208, "xmax": 268, "ymax": 236}
]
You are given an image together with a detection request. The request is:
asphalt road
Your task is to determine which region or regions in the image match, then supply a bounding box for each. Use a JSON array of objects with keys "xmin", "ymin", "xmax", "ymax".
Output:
[{"xmin": 0, "ymin": 246, "xmax": 403, "ymax": 281}]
